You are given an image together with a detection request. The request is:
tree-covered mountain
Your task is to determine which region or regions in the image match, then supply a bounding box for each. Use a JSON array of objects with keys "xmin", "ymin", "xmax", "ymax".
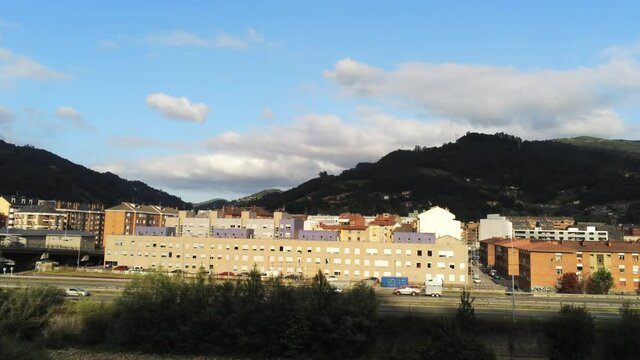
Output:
[
  {"xmin": 0, "ymin": 140, "xmax": 188, "ymax": 208},
  {"xmin": 250, "ymin": 133, "xmax": 640, "ymax": 222}
]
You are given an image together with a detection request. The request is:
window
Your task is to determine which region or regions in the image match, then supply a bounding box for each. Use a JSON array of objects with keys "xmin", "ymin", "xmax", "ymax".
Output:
[
  {"xmin": 619, "ymin": 254, "xmax": 625, "ymax": 260},
  {"xmin": 555, "ymin": 254, "xmax": 561, "ymax": 262},
  {"xmin": 417, "ymin": 262, "xmax": 422, "ymax": 268},
  {"xmin": 619, "ymin": 265, "xmax": 626, "ymax": 273},
  {"xmin": 427, "ymin": 262, "xmax": 432, "ymax": 268},
  {"xmin": 449, "ymin": 263, "xmax": 455, "ymax": 270},
  {"xmin": 417, "ymin": 250, "xmax": 422, "ymax": 256},
  {"xmin": 633, "ymin": 254, "xmax": 639, "ymax": 261},
  {"xmin": 555, "ymin": 268, "xmax": 562, "ymax": 275}
]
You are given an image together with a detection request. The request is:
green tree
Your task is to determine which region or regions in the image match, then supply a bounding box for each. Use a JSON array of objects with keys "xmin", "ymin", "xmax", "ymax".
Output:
[
  {"xmin": 456, "ymin": 288, "xmax": 476, "ymax": 326},
  {"xmin": 558, "ymin": 272, "xmax": 582, "ymax": 294},
  {"xmin": 586, "ymin": 268, "xmax": 614, "ymax": 294},
  {"xmin": 546, "ymin": 305, "xmax": 595, "ymax": 360}
]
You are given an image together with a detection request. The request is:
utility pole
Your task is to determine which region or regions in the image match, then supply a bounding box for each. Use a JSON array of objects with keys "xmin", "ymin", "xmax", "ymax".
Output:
[{"xmin": 511, "ymin": 237, "xmax": 516, "ymax": 322}]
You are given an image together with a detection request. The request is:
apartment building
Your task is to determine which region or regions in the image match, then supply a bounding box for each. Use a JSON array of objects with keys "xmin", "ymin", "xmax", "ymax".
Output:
[
  {"xmin": 482, "ymin": 239, "xmax": 640, "ymax": 293},
  {"xmin": 517, "ymin": 242, "xmax": 578, "ymax": 292},
  {"xmin": 55, "ymin": 201, "xmax": 105, "ymax": 243},
  {"xmin": 0, "ymin": 195, "xmax": 45, "ymax": 229},
  {"xmin": 104, "ymin": 234, "xmax": 469, "ymax": 284},
  {"xmin": 104, "ymin": 202, "xmax": 179, "ymax": 240},
  {"xmin": 513, "ymin": 227, "xmax": 608, "ymax": 242},
  {"xmin": 562, "ymin": 242, "xmax": 640, "ymax": 293},
  {"xmin": 13, "ymin": 205, "xmax": 66, "ymax": 230}
]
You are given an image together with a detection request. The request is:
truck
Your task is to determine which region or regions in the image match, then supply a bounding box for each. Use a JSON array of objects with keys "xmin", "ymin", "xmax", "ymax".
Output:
[{"xmin": 424, "ymin": 278, "xmax": 443, "ymax": 297}]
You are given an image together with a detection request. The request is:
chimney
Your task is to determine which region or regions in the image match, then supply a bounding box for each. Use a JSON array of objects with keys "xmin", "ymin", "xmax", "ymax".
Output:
[
  {"xmin": 606, "ymin": 240, "xmax": 611, "ymax": 247},
  {"xmin": 579, "ymin": 240, "xmax": 585, "ymax": 247}
]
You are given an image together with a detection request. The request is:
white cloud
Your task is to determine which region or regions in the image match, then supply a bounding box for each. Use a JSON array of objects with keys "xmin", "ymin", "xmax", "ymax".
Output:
[
  {"xmin": 0, "ymin": 105, "xmax": 15, "ymax": 124},
  {"xmin": 55, "ymin": 106, "xmax": 87, "ymax": 127},
  {"xmin": 324, "ymin": 57, "xmax": 640, "ymax": 136},
  {"xmin": 261, "ymin": 107, "xmax": 274, "ymax": 120},
  {"xmin": 145, "ymin": 93, "xmax": 209, "ymax": 123},
  {"xmin": 144, "ymin": 28, "xmax": 267, "ymax": 50},
  {"xmin": 0, "ymin": 47, "xmax": 70, "ymax": 86},
  {"xmin": 96, "ymin": 110, "xmax": 475, "ymax": 197}
]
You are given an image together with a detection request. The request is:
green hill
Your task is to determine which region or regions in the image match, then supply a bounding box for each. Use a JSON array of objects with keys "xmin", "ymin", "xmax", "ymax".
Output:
[
  {"xmin": 251, "ymin": 133, "xmax": 640, "ymax": 222},
  {"xmin": 556, "ymin": 136, "xmax": 640, "ymax": 155}
]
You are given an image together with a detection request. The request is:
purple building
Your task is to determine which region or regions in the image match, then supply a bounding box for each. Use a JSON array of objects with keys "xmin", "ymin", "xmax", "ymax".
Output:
[
  {"xmin": 298, "ymin": 230, "xmax": 339, "ymax": 241},
  {"xmin": 212, "ymin": 228, "xmax": 254, "ymax": 239},
  {"xmin": 136, "ymin": 226, "xmax": 176, "ymax": 237},
  {"xmin": 393, "ymin": 232, "xmax": 436, "ymax": 244},
  {"xmin": 278, "ymin": 218, "xmax": 304, "ymax": 239}
]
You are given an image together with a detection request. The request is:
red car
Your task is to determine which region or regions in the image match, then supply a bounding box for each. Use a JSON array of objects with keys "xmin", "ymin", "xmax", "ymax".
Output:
[
  {"xmin": 218, "ymin": 271, "xmax": 235, "ymax": 278},
  {"xmin": 113, "ymin": 265, "xmax": 129, "ymax": 271}
]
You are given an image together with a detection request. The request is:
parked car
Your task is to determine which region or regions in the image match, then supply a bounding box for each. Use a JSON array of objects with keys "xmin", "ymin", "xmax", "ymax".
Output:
[
  {"xmin": 113, "ymin": 265, "xmax": 129, "ymax": 271},
  {"xmin": 393, "ymin": 285, "xmax": 421, "ymax": 296},
  {"xmin": 327, "ymin": 275, "xmax": 339, "ymax": 282},
  {"xmin": 65, "ymin": 288, "xmax": 90, "ymax": 297},
  {"xmin": 284, "ymin": 274, "xmax": 302, "ymax": 280},
  {"xmin": 473, "ymin": 275, "xmax": 482, "ymax": 284},
  {"xmin": 218, "ymin": 271, "xmax": 235, "ymax": 278}
]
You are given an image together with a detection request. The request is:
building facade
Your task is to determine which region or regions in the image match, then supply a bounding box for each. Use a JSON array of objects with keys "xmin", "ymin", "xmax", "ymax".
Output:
[
  {"xmin": 104, "ymin": 234, "xmax": 469, "ymax": 284},
  {"xmin": 479, "ymin": 214, "xmax": 513, "ymax": 240},
  {"xmin": 417, "ymin": 206, "xmax": 462, "ymax": 240},
  {"xmin": 513, "ymin": 227, "xmax": 608, "ymax": 242}
]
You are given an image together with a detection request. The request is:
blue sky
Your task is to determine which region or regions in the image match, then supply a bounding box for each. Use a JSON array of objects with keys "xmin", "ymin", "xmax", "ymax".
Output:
[{"xmin": 2, "ymin": 1, "xmax": 640, "ymax": 202}]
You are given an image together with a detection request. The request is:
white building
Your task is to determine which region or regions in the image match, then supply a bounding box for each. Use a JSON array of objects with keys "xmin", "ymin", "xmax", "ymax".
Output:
[
  {"xmin": 513, "ymin": 226, "xmax": 608, "ymax": 242},
  {"xmin": 479, "ymin": 214, "xmax": 513, "ymax": 240},
  {"xmin": 417, "ymin": 206, "xmax": 462, "ymax": 240},
  {"xmin": 304, "ymin": 215, "xmax": 340, "ymax": 230}
]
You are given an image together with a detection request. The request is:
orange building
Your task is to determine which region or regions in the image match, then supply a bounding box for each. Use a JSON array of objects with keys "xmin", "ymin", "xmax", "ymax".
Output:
[
  {"xmin": 104, "ymin": 203, "xmax": 178, "ymax": 245},
  {"xmin": 562, "ymin": 242, "xmax": 640, "ymax": 293},
  {"xmin": 494, "ymin": 239, "xmax": 531, "ymax": 278},
  {"xmin": 479, "ymin": 237, "xmax": 508, "ymax": 268},
  {"xmin": 517, "ymin": 242, "xmax": 577, "ymax": 292}
]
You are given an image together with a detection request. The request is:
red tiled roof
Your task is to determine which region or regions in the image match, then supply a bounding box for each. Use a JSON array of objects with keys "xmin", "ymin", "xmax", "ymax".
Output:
[
  {"xmin": 516, "ymin": 241, "xmax": 575, "ymax": 253},
  {"xmin": 561, "ymin": 241, "xmax": 640, "ymax": 253}
]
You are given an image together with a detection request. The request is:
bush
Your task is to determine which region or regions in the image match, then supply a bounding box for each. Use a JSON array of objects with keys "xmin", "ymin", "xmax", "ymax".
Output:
[
  {"xmin": 546, "ymin": 305, "xmax": 595, "ymax": 360},
  {"xmin": 603, "ymin": 302, "xmax": 640, "ymax": 360},
  {"xmin": 0, "ymin": 286, "xmax": 64, "ymax": 340}
]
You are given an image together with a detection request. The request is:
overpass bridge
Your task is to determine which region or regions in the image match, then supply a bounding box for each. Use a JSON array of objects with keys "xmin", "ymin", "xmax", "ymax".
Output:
[{"xmin": 0, "ymin": 245, "xmax": 104, "ymax": 271}]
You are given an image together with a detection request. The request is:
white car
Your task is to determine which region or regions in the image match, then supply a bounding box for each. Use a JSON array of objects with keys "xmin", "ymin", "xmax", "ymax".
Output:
[
  {"xmin": 65, "ymin": 288, "xmax": 90, "ymax": 297},
  {"xmin": 393, "ymin": 285, "xmax": 421, "ymax": 296},
  {"xmin": 327, "ymin": 276, "xmax": 339, "ymax": 282}
]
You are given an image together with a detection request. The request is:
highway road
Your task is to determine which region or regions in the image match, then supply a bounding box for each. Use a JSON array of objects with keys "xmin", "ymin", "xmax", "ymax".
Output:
[{"xmin": 1, "ymin": 274, "xmax": 638, "ymax": 321}]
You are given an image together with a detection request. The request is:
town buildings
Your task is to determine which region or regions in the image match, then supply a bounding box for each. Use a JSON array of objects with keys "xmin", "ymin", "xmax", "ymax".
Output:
[
  {"xmin": 104, "ymin": 206, "xmax": 469, "ymax": 284},
  {"xmin": 417, "ymin": 206, "xmax": 462, "ymax": 239},
  {"xmin": 103, "ymin": 202, "xmax": 179, "ymax": 241}
]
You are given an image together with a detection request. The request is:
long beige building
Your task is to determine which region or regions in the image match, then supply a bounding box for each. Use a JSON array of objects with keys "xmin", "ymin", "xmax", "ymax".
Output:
[{"xmin": 104, "ymin": 234, "xmax": 469, "ymax": 284}]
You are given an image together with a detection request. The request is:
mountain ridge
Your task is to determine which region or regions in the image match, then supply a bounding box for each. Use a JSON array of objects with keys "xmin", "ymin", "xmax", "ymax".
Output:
[
  {"xmin": 248, "ymin": 132, "xmax": 640, "ymax": 222},
  {"xmin": 0, "ymin": 140, "xmax": 188, "ymax": 209}
]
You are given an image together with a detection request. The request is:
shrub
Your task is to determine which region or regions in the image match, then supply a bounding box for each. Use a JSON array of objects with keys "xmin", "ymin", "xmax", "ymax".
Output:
[{"xmin": 546, "ymin": 305, "xmax": 595, "ymax": 360}]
